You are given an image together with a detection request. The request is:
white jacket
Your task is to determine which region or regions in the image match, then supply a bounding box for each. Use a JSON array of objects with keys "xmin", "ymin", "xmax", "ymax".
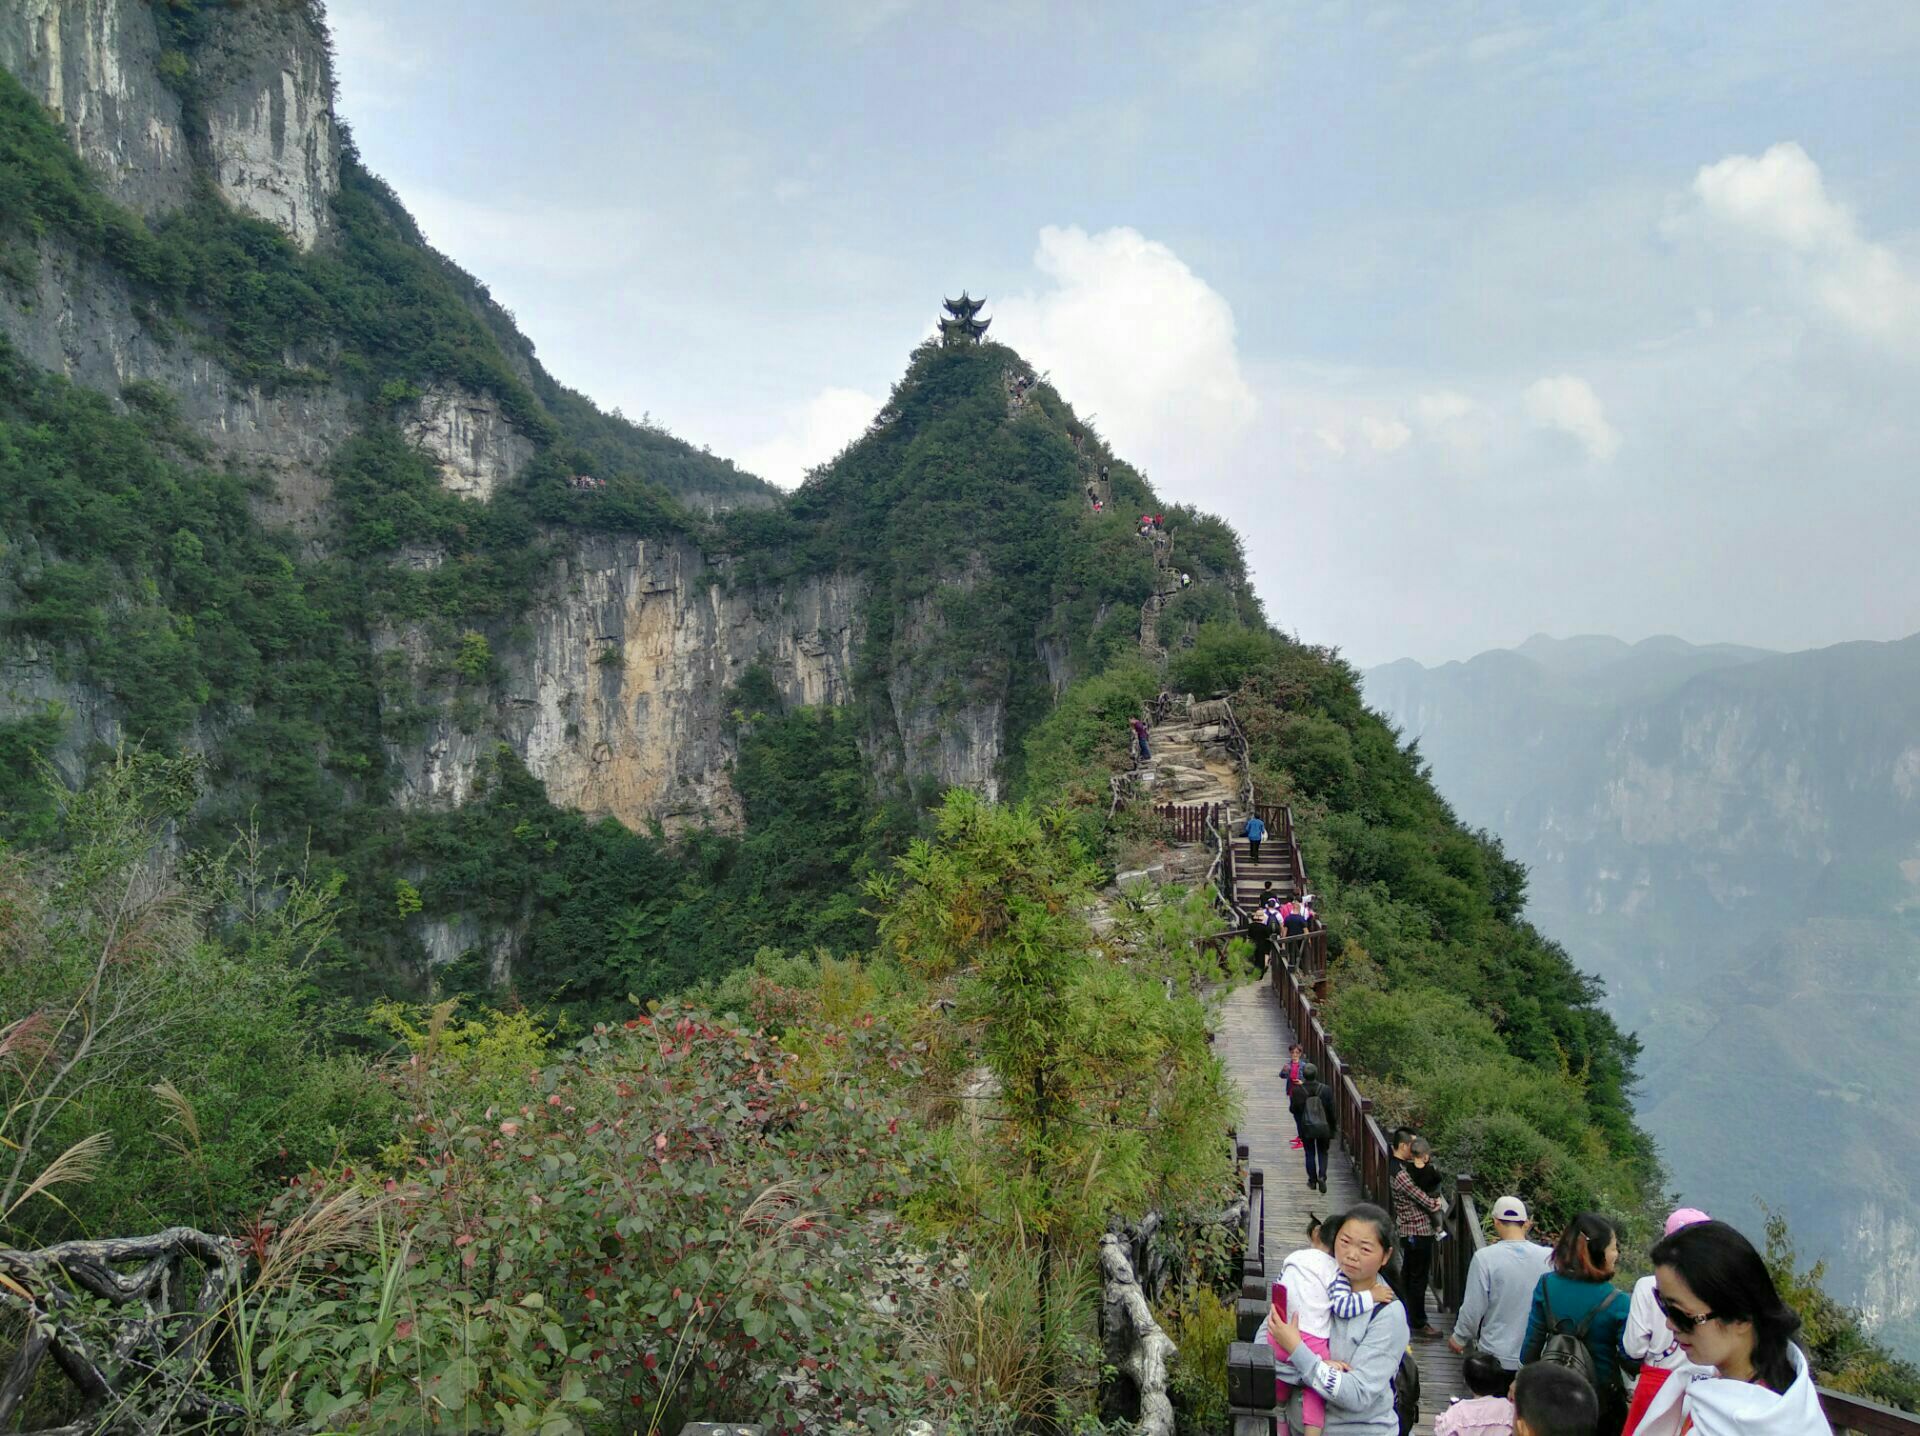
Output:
[
  {"xmin": 1634, "ymin": 1346, "xmax": 1832, "ymax": 1436},
  {"xmin": 1625, "ymin": 1274, "xmax": 1689, "ymax": 1372}
]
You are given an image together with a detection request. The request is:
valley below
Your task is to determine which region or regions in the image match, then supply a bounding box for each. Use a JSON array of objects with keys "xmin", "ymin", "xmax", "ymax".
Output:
[{"xmin": 1365, "ymin": 632, "xmax": 1920, "ymax": 1357}]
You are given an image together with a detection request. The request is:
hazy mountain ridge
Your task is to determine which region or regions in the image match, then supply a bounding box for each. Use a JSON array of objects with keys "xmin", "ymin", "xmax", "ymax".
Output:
[{"xmin": 1364, "ymin": 633, "xmax": 1920, "ymax": 1352}]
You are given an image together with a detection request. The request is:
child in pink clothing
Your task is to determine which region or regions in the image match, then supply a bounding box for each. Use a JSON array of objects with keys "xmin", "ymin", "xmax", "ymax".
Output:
[
  {"xmin": 1266, "ymin": 1215, "xmax": 1373, "ymax": 1436},
  {"xmin": 1435, "ymin": 1353, "xmax": 1516, "ymax": 1436}
]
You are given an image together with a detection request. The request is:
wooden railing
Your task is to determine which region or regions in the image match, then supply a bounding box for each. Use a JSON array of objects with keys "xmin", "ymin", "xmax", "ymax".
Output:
[
  {"xmin": 1436, "ymin": 1173, "xmax": 1484, "ymax": 1315},
  {"xmin": 1153, "ymin": 800, "xmax": 1225, "ymax": 845}
]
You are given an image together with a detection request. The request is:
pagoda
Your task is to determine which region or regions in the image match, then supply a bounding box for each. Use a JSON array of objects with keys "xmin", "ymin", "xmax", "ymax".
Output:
[{"xmin": 938, "ymin": 292, "xmax": 990, "ymax": 346}]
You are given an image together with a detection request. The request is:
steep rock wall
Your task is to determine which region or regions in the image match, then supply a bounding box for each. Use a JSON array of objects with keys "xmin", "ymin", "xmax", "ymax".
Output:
[
  {"xmin": 403, "ymin": 385, "xmax": 537, "ymax": 501},
  {"xmin": 188, "ymin": 0, "xmax": 339, "ymax": 250},
  {"xmin": 0, "ymin": 239, "xmax": 355, "ymax": 536},
  {"xmin": 382, "ymin": 537, "xmax": 1012, "ymax": 833},
  {"xmin": 0, "ymin": 0, "xmax": 193, "ymax": 216},
  {"xmin": 383, "ymin": 537, "xmax": 867, "ymax": 832},
  {"xmin": 0, "ymin": 0, "xmax": 338, "ymax": 248}
]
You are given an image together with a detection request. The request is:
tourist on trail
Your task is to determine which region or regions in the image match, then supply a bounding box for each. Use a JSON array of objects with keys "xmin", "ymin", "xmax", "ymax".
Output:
[
  {"xmin": 1129, "ymin": 716, "xmax": 1151, "ymax": 762},
  {"xmin": 1289, "ymin": 1061, "xmax": 1337, "ymax": 1193},
  {"xmin": 1250, "ymin": 902, "xmax": 1275, "ymax": 972},
  {"xmin": 1451, "ymin": 1195, "xmax": 1554, "ymax": 1371},
  {"xmin": 1247, "ymin": 811, "xmax": 1268, "ymax": 864},
  {"xmin": 1513, "ymin": 1363, "xmax": 1600, "ymax": 1436},
  {"xmin": 1621, "ymin": 1209, "xmax": 1712, "ymax": 1434},
  {"xmin": 1268, "ymin": 1212, "xmax": 1379, "ymax": 1436},
  {"xmin": 1283, "ymin": 896, "xmax": 1312, "ymax": 939},
  {"xmin": 1392, "ymin": 1136, "xmax": 1450, "ymax": 1337},
  {"xmin": 1630, "ymin": 1220, "xmax": 1830, "ymax": 1436},
  {"xmin": 1437, "ymin": 1353, "xmax": 1519, "ymax": 1436},
  {"xmin": 1265, "ymin": 1204, "xmax": 1409, "ymax": 1436},
  {"xmin": 1521, "ymin": 1213, "xmax": 1637, "ymax": 1435},
  {"xmin": 1180, "ymin": 570, "xmax": 1193, "ymax": 588},
  {"xmin": 1282, "ymin": 1041, "xmax": 1307, "ymax": 1138}
]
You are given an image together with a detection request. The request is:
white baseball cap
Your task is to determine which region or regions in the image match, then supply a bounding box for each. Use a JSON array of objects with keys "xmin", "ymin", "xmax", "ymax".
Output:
[{"xmin": 1491, "ymin": 1196, "xmax": 1529, "ymax": 1225}]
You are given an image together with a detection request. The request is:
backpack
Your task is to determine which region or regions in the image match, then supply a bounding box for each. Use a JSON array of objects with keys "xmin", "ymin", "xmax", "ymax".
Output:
[
  {"xmin": 1533, "ymin": 1284, "xmax": 1621, "ymax": 1395},
  {"xmin": 1302, "ymin": 1085, "xmax": 1332, "ymax": 1141},
  {"xmin": 1393, "ymin": 1343, "xmax": 1421, "ymax": 1436},
  {"xmin": 1366, "ymin": 1305, "xmax": 1420, "ymax": 1436}
]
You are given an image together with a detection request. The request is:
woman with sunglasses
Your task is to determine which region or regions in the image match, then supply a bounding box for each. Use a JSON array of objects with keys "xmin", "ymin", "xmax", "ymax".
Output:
[
  {"xmin": 1631, "ymin": 1220, "xmax": 1830, "ymax": 1436},
  {"xmin": 1621, "ymin": 1208, "xmax": 1712, "ymax": 1435}
]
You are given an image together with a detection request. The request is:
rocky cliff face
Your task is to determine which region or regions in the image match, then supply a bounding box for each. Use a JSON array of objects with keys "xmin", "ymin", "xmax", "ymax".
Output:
[
  {"xmin": 382, "ymin": 536, "xmax": 867, "ymax": 832},
  {"xmin": 0, "ymin": 0, "xmax": 338, "ymax": 246},
  {"xmin": 0, "ymin": 0, "xmax": 193, "ymax": 216},
  {"xmin": 381, "ymin": 536, "xmax": 1011, "ymax": 834},
  {"xmin": 404, "ymin": 385, "xmax": 537, "ymax": 502}
]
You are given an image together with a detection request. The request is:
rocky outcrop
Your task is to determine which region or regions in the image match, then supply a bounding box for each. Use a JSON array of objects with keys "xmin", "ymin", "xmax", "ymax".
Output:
[
  {"xmin": 415, "ymin": 911, "xmax": 524, "ymax": 985},
  {"xmin": 0, "ymin": 0, "xmax": 193, "ymax": 217},
  {"xmin": 380, "ymin": 537, "xmax": 1019, "ymax": 834},
  {"xmin": 0, "ymin": 0, "xmax": 339, "ymax": 250},
  {"xmin": 191, "ymin": 0, "xmax": 339, "ymax": 250},
  {"xmin": 383, "ymin": 537, "xmax": 868, "ymax": 832},
  {"xmin": 1098, "ymin": 1234, "xmax": 1176, "ymax": 1436},
  {"xmin": 402, "ymin": 385, "xmax": 536, "ymax": 501},
  {"xmin": 0, "ymin": 240, "xmax": 354, "ymax": 536}
]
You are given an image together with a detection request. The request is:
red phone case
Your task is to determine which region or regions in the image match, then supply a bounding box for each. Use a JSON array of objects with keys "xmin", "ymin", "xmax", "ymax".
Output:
[{"xmin": 1271, "ymin": 1278, "xmax": 1289, "ymax": 1323}]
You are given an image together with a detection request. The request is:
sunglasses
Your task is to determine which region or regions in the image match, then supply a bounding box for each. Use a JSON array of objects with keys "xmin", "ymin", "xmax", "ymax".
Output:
[{"xmin": 1655, "ymin": 1295, "xmax": 1720, "ymax": 1334}]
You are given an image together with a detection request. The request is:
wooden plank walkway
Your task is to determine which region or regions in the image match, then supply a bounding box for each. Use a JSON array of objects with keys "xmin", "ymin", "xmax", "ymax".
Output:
[{"xmin": 1218, "ymin": 978, "xmax": 1467, "ymax": 1433}]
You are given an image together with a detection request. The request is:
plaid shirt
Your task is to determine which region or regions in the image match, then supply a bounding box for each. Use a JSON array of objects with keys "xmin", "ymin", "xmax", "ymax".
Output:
[{"xmin": 1393, "ymin": 1165, "xmax": 1448, "ymax": 1238}]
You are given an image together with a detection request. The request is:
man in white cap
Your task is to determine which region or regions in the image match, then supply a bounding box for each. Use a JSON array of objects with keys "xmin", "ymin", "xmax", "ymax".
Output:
[{"xmin": 1448, "ymin": 1194, "xmax": 1552, "ymax": 1371}]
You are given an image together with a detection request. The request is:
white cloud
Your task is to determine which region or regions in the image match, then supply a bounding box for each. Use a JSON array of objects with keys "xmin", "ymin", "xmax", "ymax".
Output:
[
  {"xmin": 1358, "ymin": 415, "xmax": 1412, "ymax": 453},
  {"xmin": 1691, "ymin": 142, "xmax": 1920, "ymax": 346},
  {"xmin": 993, "ymin": 226, "xmax": 1256, "ymax": 481},
  {"xmin": 1523, "ymin": 375, "xmax": 1620, "ymax": 461},
  {"xmin": 1415, "ymin": 390, "xmax": 1475, "ymax": 424},
  {"xmin": 736, "ymin": 387, "xmax": 881, "ymax": 488}
]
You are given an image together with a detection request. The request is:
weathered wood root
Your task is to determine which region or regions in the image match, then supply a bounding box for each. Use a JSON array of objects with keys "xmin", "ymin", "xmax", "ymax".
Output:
[{"xmin": 1100, "ymin": 1232, "xmax": 1179, "ymax": 1436}]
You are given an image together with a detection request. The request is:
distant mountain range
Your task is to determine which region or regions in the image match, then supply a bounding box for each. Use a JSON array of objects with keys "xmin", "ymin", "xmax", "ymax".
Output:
[{"xmin": 1364, "ymin": 633, "xmax": 1920, "ymax": 1356}]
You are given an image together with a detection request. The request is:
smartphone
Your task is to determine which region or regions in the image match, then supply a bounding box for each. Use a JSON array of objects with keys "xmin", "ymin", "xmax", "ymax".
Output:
[{"xmin": 1270, "ymin": 1277, "xmax": 1289, "ymax": 1323}]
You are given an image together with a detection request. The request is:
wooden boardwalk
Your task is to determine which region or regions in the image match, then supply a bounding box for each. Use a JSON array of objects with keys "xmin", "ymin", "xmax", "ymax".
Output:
[{"xmin": 1218, "ymin": 978, "xmax": 1467, "ymax": 1433}]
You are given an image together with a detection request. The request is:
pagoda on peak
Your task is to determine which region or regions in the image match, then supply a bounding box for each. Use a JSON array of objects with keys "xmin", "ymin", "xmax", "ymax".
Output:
[{"xmin": 938, "ymin": 292, "xmax": 990, "ymax": 346}]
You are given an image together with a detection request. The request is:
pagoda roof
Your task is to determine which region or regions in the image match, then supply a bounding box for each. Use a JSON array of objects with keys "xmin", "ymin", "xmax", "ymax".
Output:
[{"xmin": 943, "ymin": 292, "xmax": 986, "ymax": 318}]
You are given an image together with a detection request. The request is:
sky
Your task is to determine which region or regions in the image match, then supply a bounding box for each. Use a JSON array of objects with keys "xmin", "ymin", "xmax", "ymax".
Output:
[{"xmin": 325, "ymin": 0, "xmax": 1920, "ymax": 667}]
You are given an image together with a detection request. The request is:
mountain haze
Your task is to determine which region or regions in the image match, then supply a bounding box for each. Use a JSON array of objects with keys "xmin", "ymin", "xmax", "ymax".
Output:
[{"xmin": 1365, "ymin": 633, "xmax": 1920, "ymax": 1354}]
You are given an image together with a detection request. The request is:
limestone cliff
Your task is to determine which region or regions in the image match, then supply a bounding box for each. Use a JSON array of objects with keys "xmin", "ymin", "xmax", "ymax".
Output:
[
  {"xmin": 382, "ymin": 537, "xmax": 867, "ymax": 832},
  {"xmin": 0, "ymin": 0, "xmax": 338, "ymax": 245}
]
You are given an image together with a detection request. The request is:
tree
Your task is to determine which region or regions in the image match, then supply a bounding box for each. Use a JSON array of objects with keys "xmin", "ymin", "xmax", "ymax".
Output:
[{"xmin": 869, "ymin": 790, "xmax": 1229, "ymax": 1426}]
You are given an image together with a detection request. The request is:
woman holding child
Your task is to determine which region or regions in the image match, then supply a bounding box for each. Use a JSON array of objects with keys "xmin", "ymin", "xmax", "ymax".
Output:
[{"xmin": 1264, "ymin": 1204, "xmax": 1410, "ymax": 1436}]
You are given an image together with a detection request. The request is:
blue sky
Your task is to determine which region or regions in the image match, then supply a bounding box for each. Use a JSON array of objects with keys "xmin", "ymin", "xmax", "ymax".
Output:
[{"xmin": 327, "ymin": 0, "xmax": 1920, "ymax": 666}]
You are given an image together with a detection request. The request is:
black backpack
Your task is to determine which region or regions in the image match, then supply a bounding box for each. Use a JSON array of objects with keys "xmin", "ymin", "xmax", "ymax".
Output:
[
  {"xmin": 1393, "ymin": 1343, "xmax": 1421, "ymax": 1436},
  {"xmin": 1302, "ymin": 1085, "xmax": 1332, "ymax": 1141},
  {"xmin": 1533, "ymin": 1284, "xmax": 1621, "ymax": 1395},
  {"xmin": 1365, "ymin": 1305, "xmax": 1420, "ymax": 1436}
]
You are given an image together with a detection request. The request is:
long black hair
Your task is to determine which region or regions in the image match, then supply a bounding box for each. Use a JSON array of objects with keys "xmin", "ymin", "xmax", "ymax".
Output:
[{"xmin": 1651, "ymin": 1220, "xmax": 1804, "ymax": 1393}]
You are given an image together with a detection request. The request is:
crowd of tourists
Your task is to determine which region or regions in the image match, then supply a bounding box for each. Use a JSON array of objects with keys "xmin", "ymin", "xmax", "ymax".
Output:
[
  {"xmin": 564, "ymin": 472, "xmax": 606, "ymax": 491},
  {"xmin": 1253, "ymin": 1180, "xmax": 1831, "ymax": 1436},
  {"xmin": 1250, "ymin": 885, "xmax": 1319, "ymax": 972}
]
